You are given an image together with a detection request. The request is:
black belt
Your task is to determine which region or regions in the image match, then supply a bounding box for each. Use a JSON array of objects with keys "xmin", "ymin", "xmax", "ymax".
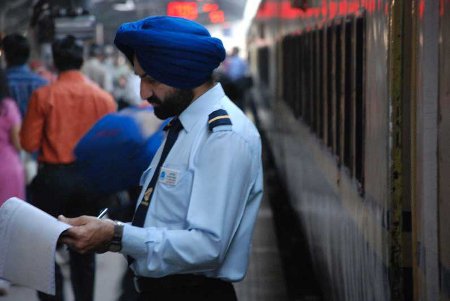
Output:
[
  {"xmin": 38, "ymin": 162, "xmax": 75, "ymax": 170},
  {"xmin": 133, "ymin": 275, "xmax": 228, "ymax": 293}
]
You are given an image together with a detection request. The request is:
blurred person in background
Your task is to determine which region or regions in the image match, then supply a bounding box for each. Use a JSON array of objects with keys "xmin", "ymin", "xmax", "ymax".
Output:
[
  {"xmin": 1, "ymin": 34, "xmax": 48, "ymax": 191},
  {"xmin": 0, "ymin": 68, "xmax": 24, "ymax": 206},
  {"xmin": 0, "ymin": 70, "xmax": 21, "ymax": 297},
  {"xmin": 1, "ymin": 33, "xmax": 48, "ymax": 117},
  {"xmin": 111, "ymin": 51, "xmax": 143, "ymax": 110},
  {"xmin": 0, "ymin": 67, "xmax": 24, "ymax": 297},
  {"xmin": 20, "ymin": 35, "xmax": 116, "ymax": 301},
  {"xmin": 30, "ymin": 59, "xmax": 57, "ymax": 83},
  {"xmin": 224, "ymin": 47, "xmax": 248, "ymax": 83},
  {"xmin": 82, "ymin": 43, "xmax": 114, "ymax": 94},
  {"xmin": 102, "ymin": 44, "xmax": 117, "ymax": 73},
  {"xmin": 222, "ymin": 47, "xmax": 251, "ymax": 110},
  {"xmin": 114, "ymin": 71, "xmax": 142, "ymax": 110}
]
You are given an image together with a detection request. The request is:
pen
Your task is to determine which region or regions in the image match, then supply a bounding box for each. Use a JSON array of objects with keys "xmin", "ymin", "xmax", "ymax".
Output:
[{"xmin": 97, "ymin": 208, "xmax": 108, "ymax": 219}]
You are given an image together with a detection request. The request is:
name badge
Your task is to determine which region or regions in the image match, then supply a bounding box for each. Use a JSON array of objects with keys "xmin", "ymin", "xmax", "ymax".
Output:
[{"xmin": 159, "ymin": 168, "xmax": 180, "ymax": 186}]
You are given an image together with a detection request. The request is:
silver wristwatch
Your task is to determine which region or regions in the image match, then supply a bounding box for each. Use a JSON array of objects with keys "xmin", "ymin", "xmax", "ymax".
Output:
[{"xmin": 108, "ymin": 221, "xmax": 124, "ymax": 252}]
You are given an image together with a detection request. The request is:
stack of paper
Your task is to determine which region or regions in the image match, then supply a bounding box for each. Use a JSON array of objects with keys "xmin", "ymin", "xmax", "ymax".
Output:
[{"xmin": 0, "ymin": 197, "xmax": 71, "ymax": 295}]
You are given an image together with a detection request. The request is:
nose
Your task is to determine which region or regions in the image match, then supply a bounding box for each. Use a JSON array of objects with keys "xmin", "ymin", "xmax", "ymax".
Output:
[{"xmin": 140, "ymin": 80, "xmax": 153, "ymax": 100}]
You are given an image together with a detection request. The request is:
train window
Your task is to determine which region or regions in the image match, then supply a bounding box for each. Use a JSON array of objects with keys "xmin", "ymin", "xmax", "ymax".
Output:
[
  {"xmin": 320, "ymin": 27, "xmax": 326, "ymax": 142},
  {"xmin": 282, "ymin": 35, "xmax": 298, "ymax": 117},
  {"xmin": 277, "ymin": 12, "xmax": 365, "ymax": 191},
  {"xmin": 317, "ymin": 28, "xmax": 324, "ymax": 138},
  {"xmin": 312, "ymin": 29, "xmax": 320, "ymax": 134},
  {"xmin": 326, "ymin": 26, "xmax": 333, "ymax": 149},
  {"xmin": 258, "ymin": 46, "xmax": 270, "ymax": 86},
  {"xmin": 288, "ymin": 36, "xmax": 294, "ymax": 112},
  {"xmin": 307, "ymin": 31, "xmax": 315, "ymax": 129},
  {"xmin": 344, "ymin": 18, "xmax": 353, "ymax": 174},
  {"xmin": 282, "ymin": 37, "xmax": 289, "ymax": 111},
  {"xmin": 302, "ymin": 32, "xmax": 311, "ymax": 125},
  {"xmin": 335, "ymin": 22, "xmax": 342, "ymax": 162},
  {"xmin": 293, "ymin": 35, "xmax": 298, "ymax": 116},
  {"xmin": 296, "ymin": 34, "xmax": 303, "ymax": 118},
  {"xmin": 281, "ymin": 38, "xmax": 285, "ymax": 108},
  {"xmin": 258, "ymin": 23, "xmax": 265, "ymax": 40},
  {"xmin": 290, "ymin": 36, "xmax": 297, "ymax": 115},
  {"xmin": 300, "ymin": 33, "xmax": 306, "ymax": 121},
  {"xmin": 286, "ymin": 36, "xmax": 292, "ymax": 115},
  {"xmin": 355, "ymin": 15, "xmax": 365, "ymax": 190},
  {"xmin": 282, "ymin": 37, "xmax": 288, "ymax": 110}
]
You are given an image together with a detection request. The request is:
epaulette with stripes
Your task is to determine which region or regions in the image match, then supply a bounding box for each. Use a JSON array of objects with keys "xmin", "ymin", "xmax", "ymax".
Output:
[{"xmin": 208, "ymin": 109, "xmax": 232, "ymax": 131}]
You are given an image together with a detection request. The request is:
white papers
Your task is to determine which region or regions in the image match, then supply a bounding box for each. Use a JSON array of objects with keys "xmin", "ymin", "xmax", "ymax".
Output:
[{"xmin": 0, "ymin": 197, "xmax": 71, "ymax": 295}]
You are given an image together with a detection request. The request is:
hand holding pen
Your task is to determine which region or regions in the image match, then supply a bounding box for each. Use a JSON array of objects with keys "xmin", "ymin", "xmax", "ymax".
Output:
[{"xmin": 58, "ymin": 208, "xmax": 114, "ymax": 254}]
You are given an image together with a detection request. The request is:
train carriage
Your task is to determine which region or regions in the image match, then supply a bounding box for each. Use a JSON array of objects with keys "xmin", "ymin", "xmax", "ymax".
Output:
[{"xmin": 248, "ymin": 0, "xmax": 450, "ymax": 300}]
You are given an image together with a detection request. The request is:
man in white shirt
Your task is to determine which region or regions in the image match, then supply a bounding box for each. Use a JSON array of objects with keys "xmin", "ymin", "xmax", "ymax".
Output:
[{"xmin": 82, "ymin": 44, "xmax": 113, "ymax": 93}]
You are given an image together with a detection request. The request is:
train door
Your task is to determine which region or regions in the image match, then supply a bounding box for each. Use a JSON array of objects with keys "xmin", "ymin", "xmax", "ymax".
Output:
[
  {"xmin": 387, "ymin": 0, "xmax": 414, "ymax": 299},
  {"xmin": 408, "ymin": 0, "xmax": 447, "ymax": 300},
  {"xmin": 437, "ymin": 0, "xmax": 450, "ymax": 300}
]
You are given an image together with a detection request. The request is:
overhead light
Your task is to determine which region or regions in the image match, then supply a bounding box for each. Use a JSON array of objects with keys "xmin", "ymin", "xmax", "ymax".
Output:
[{"xmin": 113, "ymin": 0, "xmax": 135, "ymax": 11}]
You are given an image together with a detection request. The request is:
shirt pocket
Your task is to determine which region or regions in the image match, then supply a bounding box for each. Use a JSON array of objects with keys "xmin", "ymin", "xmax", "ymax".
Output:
[{"xmin": 153, "ymin": 164, "xmax": 193, "ymax": 223}]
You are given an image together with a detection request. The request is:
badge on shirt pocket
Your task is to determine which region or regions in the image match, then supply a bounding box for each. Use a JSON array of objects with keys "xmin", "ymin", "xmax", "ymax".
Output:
[{"xmin": 159, "ymin": 167, "xmax": 180, "ymax": 186}]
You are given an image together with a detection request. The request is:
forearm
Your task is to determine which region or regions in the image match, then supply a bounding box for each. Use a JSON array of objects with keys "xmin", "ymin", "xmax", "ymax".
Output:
[{"xmin": 10, "ymin": 125, "xmax": 22, "ymax": 151}]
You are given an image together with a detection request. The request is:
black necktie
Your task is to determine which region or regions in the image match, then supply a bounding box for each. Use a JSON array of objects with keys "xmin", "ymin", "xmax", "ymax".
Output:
[{"xmin": 131, "ymin": 117, "xmax": 183, "ymax": 228}]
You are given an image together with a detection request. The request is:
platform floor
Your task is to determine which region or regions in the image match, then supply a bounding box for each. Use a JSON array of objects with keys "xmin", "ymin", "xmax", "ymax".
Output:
[{"xmin": 234, "ymin": 192, "xmax": 289, "ymax": 300}]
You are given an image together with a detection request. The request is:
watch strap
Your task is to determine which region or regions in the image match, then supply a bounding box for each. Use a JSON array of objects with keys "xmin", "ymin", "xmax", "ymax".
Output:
[{"xmin": 108, "ymin": 221, "xmax": 124, "ymax": 252}]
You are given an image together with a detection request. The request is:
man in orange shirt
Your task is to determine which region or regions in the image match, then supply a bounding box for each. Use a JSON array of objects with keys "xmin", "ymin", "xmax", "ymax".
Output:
[{"xmin": 20, "ymin": 35, "xmax": 116, "ymax": 301}]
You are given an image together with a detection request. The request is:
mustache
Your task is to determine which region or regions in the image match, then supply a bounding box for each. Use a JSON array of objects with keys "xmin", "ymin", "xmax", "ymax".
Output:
[{"xmin": 147, "ymin": 96, "xmax": 162, "ymax": 105}]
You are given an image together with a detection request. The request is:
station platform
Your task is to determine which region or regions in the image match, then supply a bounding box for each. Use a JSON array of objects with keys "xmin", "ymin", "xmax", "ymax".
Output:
[{"xmin": 234, "ymin": 180, "xmax": 289, "ymax": 300}]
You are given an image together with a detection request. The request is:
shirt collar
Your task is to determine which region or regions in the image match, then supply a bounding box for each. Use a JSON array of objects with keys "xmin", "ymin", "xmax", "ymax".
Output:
[
  {"xmin": 57, "ymin": 70, "xmax": 87, "ymax": 82},
  {"xmin": 178, "ymin": 83, "xmax": 225, "ymax": 133}
]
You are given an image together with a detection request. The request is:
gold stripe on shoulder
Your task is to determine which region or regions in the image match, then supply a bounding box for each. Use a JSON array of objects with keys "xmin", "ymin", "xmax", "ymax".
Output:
[{"xmin": 208, "ymin": 115, "xmax": 230, "ymax": 124}]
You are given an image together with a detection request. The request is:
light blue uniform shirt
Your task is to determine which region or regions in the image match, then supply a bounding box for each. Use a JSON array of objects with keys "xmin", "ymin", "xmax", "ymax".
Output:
[{"xmin": 121, "ymin": 83, "xmax": 263, "ymax": 281}]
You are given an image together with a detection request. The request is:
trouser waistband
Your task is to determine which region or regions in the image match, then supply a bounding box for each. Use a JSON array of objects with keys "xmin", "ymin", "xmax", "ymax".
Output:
[
  {"xmin": 133, "ymin": 274, "xmax": 229, "ymax": 293},
  {"xmin": 38, "ymin": 162, "xmax": 75, "ymax": 169}
]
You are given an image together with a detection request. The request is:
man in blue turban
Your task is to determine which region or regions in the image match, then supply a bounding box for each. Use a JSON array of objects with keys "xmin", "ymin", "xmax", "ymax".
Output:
[{"xmin": 60, "ymin": 16, "xmax": 263, "ymax": 301}]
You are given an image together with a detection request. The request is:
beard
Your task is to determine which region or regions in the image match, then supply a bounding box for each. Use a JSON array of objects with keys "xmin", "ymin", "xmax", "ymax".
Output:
[{"xmin": 148, "ymin": 89, "xmax": 194, "ymax": 120}]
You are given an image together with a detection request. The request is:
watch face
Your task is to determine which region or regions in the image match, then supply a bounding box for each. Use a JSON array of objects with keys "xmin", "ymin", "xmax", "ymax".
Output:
[{"xmin": 108, "ymin": 243, "xmax": 121, "ymax": 252}]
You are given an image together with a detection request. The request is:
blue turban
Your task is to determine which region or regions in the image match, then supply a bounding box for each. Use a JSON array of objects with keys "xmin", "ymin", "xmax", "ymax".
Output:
[{"xmin": 114, "ymin": 16, "xmax": 226, "ymax": 89}]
